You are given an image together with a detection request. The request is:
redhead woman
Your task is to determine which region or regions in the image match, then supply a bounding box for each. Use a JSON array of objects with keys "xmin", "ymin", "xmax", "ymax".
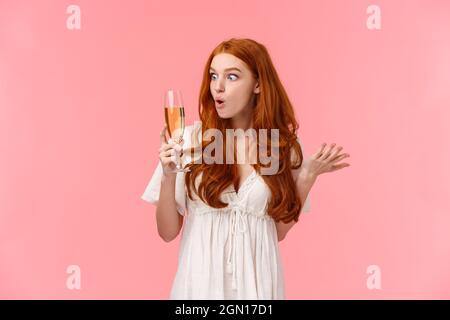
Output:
[{"xmin": 141, "ymin": 38, "xmax": 351, "ymax": 300}]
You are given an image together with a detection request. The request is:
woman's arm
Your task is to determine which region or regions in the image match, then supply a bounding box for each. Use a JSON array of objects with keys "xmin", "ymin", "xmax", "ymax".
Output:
[
  {"xmin": 155, "ymin": 174, "xmax": 184, "ymax": 242},
  {"xmin": 276, "ymin": 141, "xmax": 351, "ymax": 241},
  {"xmin": 276, "ymin": 167, "xmax": 316, "ymax": 241}
]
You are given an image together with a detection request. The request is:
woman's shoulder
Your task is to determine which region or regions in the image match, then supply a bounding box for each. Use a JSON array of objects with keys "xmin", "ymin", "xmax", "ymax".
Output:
[{"xmin": 184, "ymin": 121, "xmax": 202, "ymax": 134}]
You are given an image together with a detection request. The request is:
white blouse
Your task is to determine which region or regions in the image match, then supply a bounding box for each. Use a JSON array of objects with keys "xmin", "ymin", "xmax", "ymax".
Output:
[{"xmin": 141, "ymin": 123, "xmax": 311, "ymax": 299}]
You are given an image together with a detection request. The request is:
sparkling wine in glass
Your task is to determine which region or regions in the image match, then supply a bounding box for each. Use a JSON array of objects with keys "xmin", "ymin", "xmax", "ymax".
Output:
[{"xmin": 164, "ymin": 89, "xmax": 189, "ymax": 172}]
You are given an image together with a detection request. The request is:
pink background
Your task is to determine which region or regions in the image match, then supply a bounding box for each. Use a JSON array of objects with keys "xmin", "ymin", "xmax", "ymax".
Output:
[{"xmin": 1, "ymin": 0, "xmax": 449, "ymax": 299}]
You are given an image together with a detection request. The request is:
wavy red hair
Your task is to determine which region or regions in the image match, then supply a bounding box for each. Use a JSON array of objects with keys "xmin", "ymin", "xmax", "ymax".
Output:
[{"xmin": 185, "ymin": 38, "xmax": 305, "ymax": 223}]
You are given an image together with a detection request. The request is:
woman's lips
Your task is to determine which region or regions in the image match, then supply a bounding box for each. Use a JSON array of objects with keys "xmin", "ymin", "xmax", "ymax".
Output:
[{"xmin": 215, "ymin": 101, "xmax": 225, "ymax": 109}]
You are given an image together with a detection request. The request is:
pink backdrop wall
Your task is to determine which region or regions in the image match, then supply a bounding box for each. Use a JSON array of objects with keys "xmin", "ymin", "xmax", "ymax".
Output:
[{"xmin": 1, "ymin": 0, "xmax": 449, "ymax": 299}]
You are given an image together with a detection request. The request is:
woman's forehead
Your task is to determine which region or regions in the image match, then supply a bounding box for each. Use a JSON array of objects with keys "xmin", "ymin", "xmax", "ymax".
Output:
[{"xmin": 210, "ymin": 53, "xmax": 247, "ymax": 71}]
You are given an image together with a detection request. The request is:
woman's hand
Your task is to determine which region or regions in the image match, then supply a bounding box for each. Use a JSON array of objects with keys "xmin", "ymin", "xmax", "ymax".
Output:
[
  {"xmin": 159, "ymin": 124, "xmax": 184, "ymax": 178},
  {"xmin": 301, "ymin": 143, "xmax": 351, "ymax": 179}
]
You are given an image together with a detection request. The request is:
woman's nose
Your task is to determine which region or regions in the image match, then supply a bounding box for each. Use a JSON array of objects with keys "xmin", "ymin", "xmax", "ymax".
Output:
[{"xmin": 214, "ymin": 78, "xmax": 225, "ymax": 93}]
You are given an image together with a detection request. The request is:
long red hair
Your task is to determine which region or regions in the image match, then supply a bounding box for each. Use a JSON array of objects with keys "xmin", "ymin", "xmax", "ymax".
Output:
[{"xmin": 185, "ymin": 38, "xmax": 305, "ymax": 223}]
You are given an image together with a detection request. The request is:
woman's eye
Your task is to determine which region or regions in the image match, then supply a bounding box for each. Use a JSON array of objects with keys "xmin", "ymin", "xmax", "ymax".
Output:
[{"xmin": 209, "ymin": 73, "xmax": 238, "ymax": 81}]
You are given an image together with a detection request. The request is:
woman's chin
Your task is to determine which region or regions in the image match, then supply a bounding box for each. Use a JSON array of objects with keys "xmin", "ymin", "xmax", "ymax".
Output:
[{"xmin": 216, "ymin": 110, "xmax": 231, "ymax": 119}]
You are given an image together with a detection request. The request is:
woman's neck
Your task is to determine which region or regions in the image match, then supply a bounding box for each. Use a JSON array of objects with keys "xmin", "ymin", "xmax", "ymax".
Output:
[{"xmin": 230, "ymin": 108, "xmax": 254, "ymax": 130}]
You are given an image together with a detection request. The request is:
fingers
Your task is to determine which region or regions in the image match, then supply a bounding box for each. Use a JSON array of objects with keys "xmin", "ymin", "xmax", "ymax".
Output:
[
  {"xmin": 159, "ymin": 153, "xmax": 175, "ymax": 162},
  {"xmin": 162, "ymin": 148, "xmax": 183, "ymax": 159},
  {"xmin": 321, "ymin": 143, "xmax": 337, "ymax": 160},
  {"xmin": 158, "ymin": 139, "xmax": 184, "ymax": 170},
  {"xmin": 159, "ymin": 124, "xmax": 168, "ymax": 145},
  {"xmin": 333, "ymin": 152, "xmax": 350, "ymax": 161},
  {"xmin": 315, "ymin": 143, "xmax": 351, "ymax": 162},
  {"xmin": 314, "ymin": 142, "xmax": 327, "ymax": 159},
  {"xmin": 159, "ymin": 139, "xmax": 184, "ymax": 153},
  {"xmin": 328, "ymin": 145, "xmax": 344, "ymax": 161},
  {"xmin": 314, "ymin": 143, "xmax": 327, "ymax": 159},
  {"xmin": 158, "ymin": 125, "xmax": 187, "ymax": 174},
  {"xmin": 172, "ymin": 143, "xmax": 184, "ymax": 156},
  {"xmin": 159, "ymin": 124, "xmax": 177, "ymax": 152},
  {"xmin": 159, "ymin": 148, "xmax": 177, "ymax": 166},
  {"xmin": 329, "ymin": 162, "xmax": 351, "ymax": 172},
  {"xmin": 326, "ymin": 144, "xmax": 351, "ymax": 172},
  {"xmin": 159, "ymin": 142, "xmax": 175, "ymax": 152},
  {"xmin": 160, "ymin": 155, "xmax": 177, "ymax": 169},
  {"xmin": 160, "ymin": 149, "xmax": 176, "ymax": 158}
]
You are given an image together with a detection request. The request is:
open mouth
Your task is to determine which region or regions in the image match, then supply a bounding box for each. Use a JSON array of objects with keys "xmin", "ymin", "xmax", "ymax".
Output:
[{"xmin": 215, "ymin": 99, "xmax": 225, "ymax": 107}]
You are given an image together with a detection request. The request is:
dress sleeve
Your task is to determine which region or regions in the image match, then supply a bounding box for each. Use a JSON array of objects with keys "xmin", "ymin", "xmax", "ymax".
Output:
[
  {"xmin": 140, "ymin": 160, "xmax": 187, "ymax": 216},
  {"xmin": 301, "ymin": 188, "xmax": 311, "ymax": 213}
]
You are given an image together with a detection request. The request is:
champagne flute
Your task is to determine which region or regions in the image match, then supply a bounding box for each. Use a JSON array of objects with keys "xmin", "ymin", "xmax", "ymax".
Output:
[{"xmin": 164, "ymin": 89, "xmax": 189, "ymax": 172}]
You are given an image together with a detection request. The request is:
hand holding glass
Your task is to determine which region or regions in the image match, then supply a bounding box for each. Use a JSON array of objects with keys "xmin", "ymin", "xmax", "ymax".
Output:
[{"xmin": 164, "ymin": 89, "xmax": 190, "ymax": 173}]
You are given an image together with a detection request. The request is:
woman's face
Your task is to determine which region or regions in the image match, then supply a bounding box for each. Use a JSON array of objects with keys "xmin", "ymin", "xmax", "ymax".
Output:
[{"xmin": 209, "ymin": 53, "xmax": 260, "ymax": 120}]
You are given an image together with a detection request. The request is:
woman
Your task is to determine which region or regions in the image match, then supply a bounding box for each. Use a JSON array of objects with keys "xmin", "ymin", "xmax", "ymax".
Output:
[{"xmin": 141, "ymin": 38, "xmax": 351, "ymax": 299}]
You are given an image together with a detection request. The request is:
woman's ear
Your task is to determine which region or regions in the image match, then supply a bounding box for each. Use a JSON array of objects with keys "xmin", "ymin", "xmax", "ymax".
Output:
[{"xmin": 254, "ymin": 82, "xmax": 260, "ymax": 94}]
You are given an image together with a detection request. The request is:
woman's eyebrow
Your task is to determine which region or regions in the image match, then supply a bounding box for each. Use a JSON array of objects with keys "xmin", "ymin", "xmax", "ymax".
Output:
[{"xmin": 209, "ymin": 67, "xmax": 242, "ymax": 73}]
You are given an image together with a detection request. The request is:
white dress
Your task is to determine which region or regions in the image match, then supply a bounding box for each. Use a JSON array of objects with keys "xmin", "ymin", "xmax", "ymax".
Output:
[{"xmin": 141, "ymin": 123, "xmax": 311, "ymax": 300}]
